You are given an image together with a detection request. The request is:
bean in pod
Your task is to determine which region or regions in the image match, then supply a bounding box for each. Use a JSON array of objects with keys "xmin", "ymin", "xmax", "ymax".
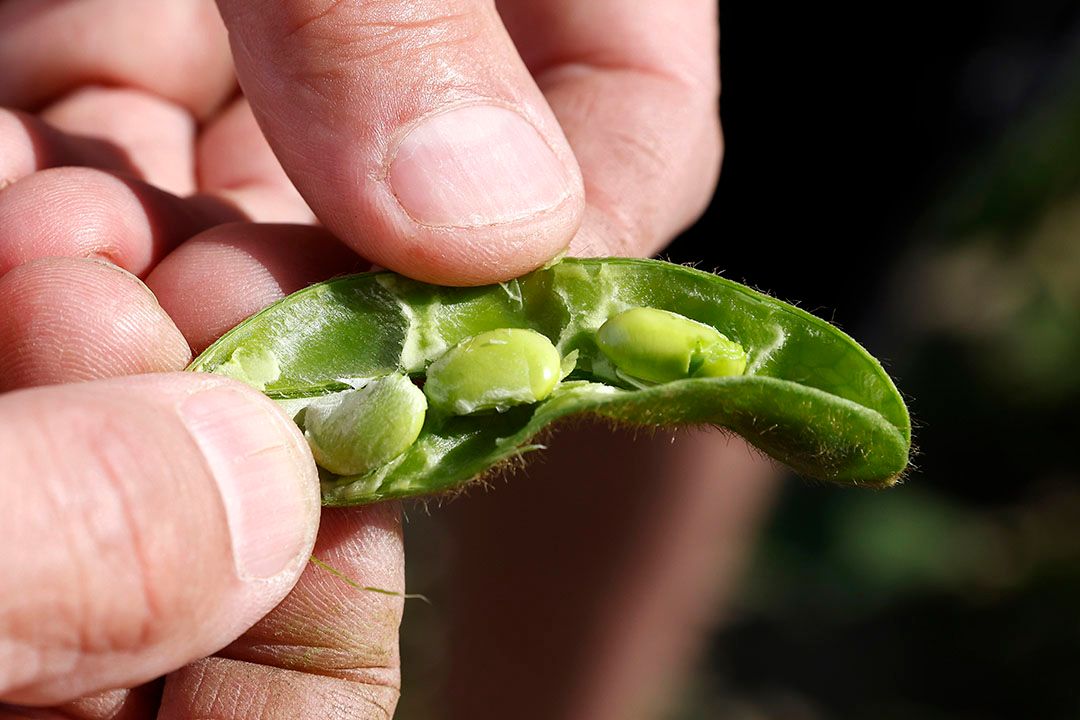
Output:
[
  {"xmin": 423, "ymin": 328, "xmax": 569, "ymax": 415},
  {"xmin": 596, "ymin": 307, "xmax": 747, "ymax": 383},
  {"xmin": 190, "ymin": 258, "xmax": 911, "ymax": 505},
  {"xmin": 303, "ymin": 373, "xmax": 427, "ymax": 476}
]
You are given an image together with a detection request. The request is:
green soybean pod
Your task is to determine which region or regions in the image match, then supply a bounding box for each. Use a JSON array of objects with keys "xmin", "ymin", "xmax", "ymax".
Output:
[
  {"xmin": 423, "ymin": 328, "xmax": 564, "ymax": 415},
  {"xmin": 304, "ymin": 373, "xmax": 427, "ymax": 476},
  {"xmin": 190, "ymin": 258, "xmax": 911, "ymax": 505},
  {"xmin": 596, "ymin": 307, "xmax": 747, "ymax": 383}
]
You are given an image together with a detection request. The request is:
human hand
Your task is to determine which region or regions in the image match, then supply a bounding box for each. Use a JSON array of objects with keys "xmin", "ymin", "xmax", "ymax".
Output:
[
  {"xmin": 0, "ymin": 244, "xmax": 407, "ymax": 719},
  {"xmin": 0, "ymin": 0, "xmax": 730, "ymax": 717},
  {"xmin": 0, "ymin": 2, "xmax": 405, "ymax": 713},
  {"xmin": 1, "ymin": 0, "xmax": 720, "ymax": 282},
  {"xmin": 208, "ymin": 0, "xmax": 722, "ymax": 281}
]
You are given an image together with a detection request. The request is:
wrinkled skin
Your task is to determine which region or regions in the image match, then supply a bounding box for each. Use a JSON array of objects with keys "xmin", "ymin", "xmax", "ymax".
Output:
[{"xmin": 0, "ymin": 1, "xmax": 773, "ymax": 718}]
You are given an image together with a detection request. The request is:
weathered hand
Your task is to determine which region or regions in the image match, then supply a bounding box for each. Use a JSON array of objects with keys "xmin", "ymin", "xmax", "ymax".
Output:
[{"xmin": 0, "ymin": 0, "xmax": 731, "ymax": 717}]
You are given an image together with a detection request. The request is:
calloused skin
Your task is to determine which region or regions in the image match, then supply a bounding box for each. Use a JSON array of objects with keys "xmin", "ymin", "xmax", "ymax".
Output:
[{"xmin": 0, "ymin": 1, "xmax": 775, "ymax": 718}]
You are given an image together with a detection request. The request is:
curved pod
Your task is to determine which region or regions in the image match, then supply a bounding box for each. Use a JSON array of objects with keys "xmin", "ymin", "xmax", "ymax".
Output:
[{"xmin": 190, "ymin": 259, "xmax": 911, "ymax": 505}]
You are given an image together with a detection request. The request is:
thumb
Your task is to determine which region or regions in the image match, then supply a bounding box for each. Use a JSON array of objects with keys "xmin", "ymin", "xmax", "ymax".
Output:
[
  {"xmin": 0, "ymin": 374, "xmax": 320, "ymax": 706},
  {"xmin": 215, "ymin": 0, "xmax": 584, "ymax": 285}
]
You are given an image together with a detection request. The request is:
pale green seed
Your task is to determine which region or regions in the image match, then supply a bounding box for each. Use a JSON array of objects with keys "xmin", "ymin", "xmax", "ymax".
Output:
[
  {"xmin": 424, "ymin": 328, "xmax": 563, "ymax": 415},
  {"xmin": 596, "ymin": 307, "xmax": 747, "ymax": 384},
  {"xmin": 304, "ymin": 373, "xmax": 427, "ymax": 476}
]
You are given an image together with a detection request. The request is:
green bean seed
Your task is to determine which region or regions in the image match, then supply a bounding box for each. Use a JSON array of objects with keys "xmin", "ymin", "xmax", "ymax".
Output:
[
  {"xmin": 304, "ymin": 373, "xmax": 427, "ymax": 476},
  {"xmin": 423, "ymin": 328, "xmax": 563, "ymax": 415},
  {"xmin": 596, "ymin": 307, "xmax": 747, "ymax": 384}
]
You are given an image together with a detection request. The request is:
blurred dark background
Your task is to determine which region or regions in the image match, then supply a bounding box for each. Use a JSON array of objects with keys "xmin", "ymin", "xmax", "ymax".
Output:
[
  {"xmin": 662, "ymin": 1, "xmax": 1080, "ymax": 718},
  {"xmin": 401, "ymin": 2, "xmax": 1080, "ymax": 717}
]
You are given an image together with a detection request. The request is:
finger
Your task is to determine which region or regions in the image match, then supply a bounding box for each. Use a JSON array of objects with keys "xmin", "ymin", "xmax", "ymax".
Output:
[
  {"xmin": 499, "ymin": 0, "xmax": 722, "ymax": 257},
  {"xmin": 146, "ymin": 223, "xmax": 365, "ymax": 353},
  {"xmin": 0, "ymin": 109, "xmax": 136, "ymax": 188},
  {"xmin": 159, "ymin": 505, "xmax": 404, "ymax": 719},
  {"xmin": 446, "ymin": 425, "xmax": 777, "ymax": 718},
  {"xmin": 12, "ymin": 683, "xmax": 164, "ymax": 720},
  {"xmin": 42, "ymin": 86, "xmax": 198, "ymax": 196},
  {"xmin": 0, "ymin": 0, "xmax": 234, "ymax": 117},
  {"xmin": 0, "ymin": 167, "xmax": 240, "ymax": 278},
  {"xmin": 0, "ymin": 258, "xmax": 191, "ymax": 392},
  {"xmin": 215, "ymin": 0, "xmax": 585, "ymax": 285},
  {"xmin": 197, "ymin": 99, "xmax": 316, "ymax": 223},
  {"xmin": 0, "ymin": 374, "xmax": 320, "ymax": 705}
]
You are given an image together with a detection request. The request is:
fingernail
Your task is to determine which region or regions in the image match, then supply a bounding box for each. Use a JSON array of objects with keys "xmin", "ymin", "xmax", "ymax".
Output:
[
  {"xmin": 388, "ymin": 105, "xmax": 572, "ymax": 227},
  {"xmin": 181, "ymin": 386, "xmax": 318, "ymax": 581}
]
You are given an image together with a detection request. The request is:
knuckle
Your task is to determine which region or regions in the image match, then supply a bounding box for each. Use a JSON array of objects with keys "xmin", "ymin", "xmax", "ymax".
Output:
[
  {"xmin": 617, "ymin": 83, "xmax": 722, "ymax": 250},
  {"xmin": 175, "ymin": 655, "xmax": 401, "ymax": 719},
  {"xmin": 238, "ymin": 610, "xmax": 402, "ymax": 681},
  {"xmin": 279, "ymin": 1, "xmax": 482, "ymax": 79},
  {"xmin": 593, "ymin": 191, "xmax": 663, "ymax": 258}
]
